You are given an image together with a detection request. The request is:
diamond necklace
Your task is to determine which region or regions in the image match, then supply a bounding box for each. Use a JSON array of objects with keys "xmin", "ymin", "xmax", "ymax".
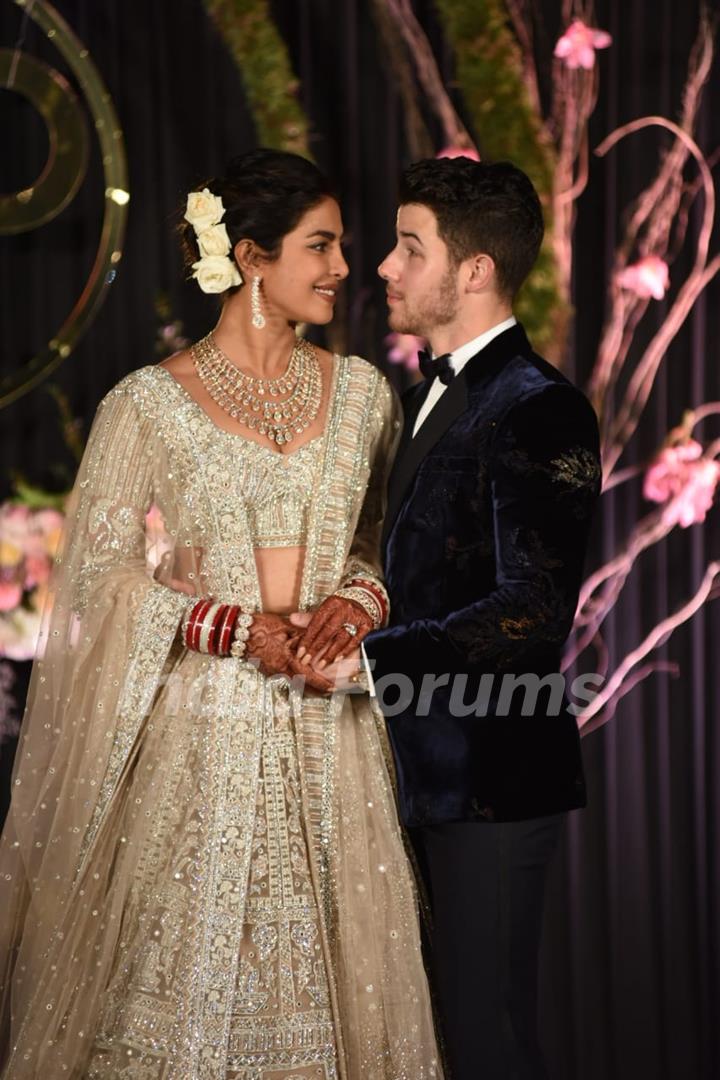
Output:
[{"xmin": 191, "ymin": 333, "xmax": 322, "ymax": 446}]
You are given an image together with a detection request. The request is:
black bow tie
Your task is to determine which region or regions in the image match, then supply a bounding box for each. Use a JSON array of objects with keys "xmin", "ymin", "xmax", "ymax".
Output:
[{"xmin": 418, "ymin": 349, "xmax": 455, "ymax": 385}]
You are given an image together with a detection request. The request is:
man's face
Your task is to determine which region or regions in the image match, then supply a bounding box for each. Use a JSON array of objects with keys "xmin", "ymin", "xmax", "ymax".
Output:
[{"xmin": 378, "ymin": 203, "xmax": 459, "ymax": 338}]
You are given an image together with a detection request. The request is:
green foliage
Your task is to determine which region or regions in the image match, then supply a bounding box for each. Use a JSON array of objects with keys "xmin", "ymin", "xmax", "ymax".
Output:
[
  {"xmin": 9, "ymin": 478, "xmax": 66, "ymax": 512},
  {"xmin": 203, "ymin": 0, "xmax": 311, "ymax": 157},
  {"xmin": 434, "ymin": 0, "xmax": 567, "ymax": 351}
]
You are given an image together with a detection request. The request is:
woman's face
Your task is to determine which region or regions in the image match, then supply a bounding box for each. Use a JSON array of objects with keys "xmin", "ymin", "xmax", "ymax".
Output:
[{"xmin": 255, "ymin": 196, "xmax": 349, "ymax": 326}]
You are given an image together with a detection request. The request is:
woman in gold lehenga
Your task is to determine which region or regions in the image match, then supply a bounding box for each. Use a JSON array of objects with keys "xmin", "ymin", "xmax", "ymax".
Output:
[{"xmin": 0, "ymin": 150, "xmax": 442, "ymax": 1079}]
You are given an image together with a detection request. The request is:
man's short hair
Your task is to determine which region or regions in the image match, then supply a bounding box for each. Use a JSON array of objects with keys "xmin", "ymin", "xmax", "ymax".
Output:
[{"xmin": 399, "ymin": 157, "xmax": 544, "ymax": 300}]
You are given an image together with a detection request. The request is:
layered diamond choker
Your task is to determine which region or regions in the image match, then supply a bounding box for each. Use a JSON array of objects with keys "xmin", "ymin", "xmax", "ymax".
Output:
[{"xmin": 191, "ymin": 333, "xmax": 322, "ymax": 446}]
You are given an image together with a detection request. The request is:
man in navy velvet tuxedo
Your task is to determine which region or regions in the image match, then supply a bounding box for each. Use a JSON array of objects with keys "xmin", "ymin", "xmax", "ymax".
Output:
[{"xmin": 362, "ymin": 158, "xmax": 601, "ymax": 1079}]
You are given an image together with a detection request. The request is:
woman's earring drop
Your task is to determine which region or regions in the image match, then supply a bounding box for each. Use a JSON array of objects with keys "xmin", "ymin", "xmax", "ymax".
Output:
[{"xmin": 251, "ymin": 276, "xmax": 266, "ymax": 330}]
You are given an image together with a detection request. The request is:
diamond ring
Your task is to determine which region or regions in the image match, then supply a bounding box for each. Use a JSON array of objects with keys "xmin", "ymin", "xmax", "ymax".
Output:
[{"xmin": 342, "ymin": 622, "xmax": 358, "ymax": 636}]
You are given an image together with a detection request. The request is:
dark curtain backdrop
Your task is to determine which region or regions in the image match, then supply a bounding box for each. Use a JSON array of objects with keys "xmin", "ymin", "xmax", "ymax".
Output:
[{"xmin": 1, "ymin": 2, "xmax": 718, "ymax": 1078}]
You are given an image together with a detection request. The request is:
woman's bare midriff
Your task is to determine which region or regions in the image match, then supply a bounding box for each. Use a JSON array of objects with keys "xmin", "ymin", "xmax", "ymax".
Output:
[{"xmin": 254, "ymin": 546, "xmax": 305, "ymax": 614}]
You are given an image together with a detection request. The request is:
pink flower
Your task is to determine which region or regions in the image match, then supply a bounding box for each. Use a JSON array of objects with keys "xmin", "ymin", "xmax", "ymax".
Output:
[
  {"xmin": 617, "ymin": 256, "xmax": 670, "ymax": 300},
  {"xmin": 33, "ymin": 508, "xmax": 65, "ymax": 557},
  {"xmin": 24, "ymin": 553, "xmax": 52, "ymax": 589},
  {"xmin": 665, "ymin": 460, "xmax": 720, "ymax": 528},
  {"xmin": 436, "ymin": 146, "xmax": 480, "ymax": 162},
  {"xmin": 385, "ymin": 333, "xmax": 425, "ymax": 372},
  {"xmin": 644, "ymin": 441, "xmax": 701, "ymax": 503},
  {"xmin": 554, "ymin": 20, "xmax": 612, "ymax": 70},
  {"xmin": 644, "ymin": 440, "xmax": 720, "ymax": 528},
  {"xmin": 0, "ymin": 505, "xmax": 30, "ymax": 566},
  {"xmin": 0, "ymin": 581, "xmax": 23, "ymax": 613}
]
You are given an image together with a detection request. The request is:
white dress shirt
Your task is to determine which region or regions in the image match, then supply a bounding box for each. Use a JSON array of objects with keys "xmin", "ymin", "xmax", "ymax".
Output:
[{"xmin": 412, "ymin": 316, "xmax": 517, "ymax": 436}]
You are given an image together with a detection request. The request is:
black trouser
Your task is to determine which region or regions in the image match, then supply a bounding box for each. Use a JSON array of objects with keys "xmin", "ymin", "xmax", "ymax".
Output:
[{"xmin": 410, "ymin": 814, "xmax": 565, "ymax": 1080}]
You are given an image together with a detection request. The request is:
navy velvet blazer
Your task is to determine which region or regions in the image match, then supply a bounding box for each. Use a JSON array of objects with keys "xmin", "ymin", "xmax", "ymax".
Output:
[{"xmin": 364, "ymin": 323, "xmax": 601, "ymax": 826}]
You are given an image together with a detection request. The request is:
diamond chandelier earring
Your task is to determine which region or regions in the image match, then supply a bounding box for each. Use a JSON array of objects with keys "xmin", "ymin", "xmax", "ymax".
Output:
[{"xmin": 251, "ymin": 275, "xmax": 266, "ymax": 330}]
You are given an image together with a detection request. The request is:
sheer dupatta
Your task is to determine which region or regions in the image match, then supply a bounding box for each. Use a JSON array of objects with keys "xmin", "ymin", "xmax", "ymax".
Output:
[{"xmin": 0, "ymin": 385, "xmax": 198, "ymax": 1075}]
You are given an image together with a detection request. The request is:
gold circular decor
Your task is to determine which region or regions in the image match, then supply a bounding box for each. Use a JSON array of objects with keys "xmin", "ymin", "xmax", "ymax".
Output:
[
  {"xmin": 0, "ymin": 0, "xmax": 130, "ymax": 409},
  {"xmin": 0, "ymin": 48, "xmax": 89, "ymax": 235}
]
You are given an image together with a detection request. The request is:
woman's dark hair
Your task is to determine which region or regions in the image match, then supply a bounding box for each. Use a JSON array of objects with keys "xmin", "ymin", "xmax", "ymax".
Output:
[
  {"xmin": 399, "ymin": 157, "xmax": 544, "ymax": 300},
  {"xmin": 180, "ymin": 148, "xmax": 334, "ymax": 294}
]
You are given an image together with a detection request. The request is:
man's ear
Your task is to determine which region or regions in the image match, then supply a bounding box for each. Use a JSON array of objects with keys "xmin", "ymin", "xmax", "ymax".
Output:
[{"xmin": 465, "ymin": 253, "xmax": 495, "ymax": 294}]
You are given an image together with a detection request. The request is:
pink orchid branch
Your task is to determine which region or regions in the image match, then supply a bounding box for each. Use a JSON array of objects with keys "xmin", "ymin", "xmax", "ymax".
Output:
[
  {"xmin": 564, "ymin": 494, "xmax": 699, "ymax": 671},
  {"xmin": 579, "ymin": 661, "xmax": 680, "ymax": 736},
  {"xmin": 603, "ymin": 251, "xmax": 720, "ymax": 478},
  {"xmin": 596, "ymin": 117, "xmax": 714, "ymax": 267},
  {"xmin": 552, "ymin": 67, "xmax": 598, "ymax": 298},
  {"xmin": 575, "ymin": 507, "xmax": 670, "ymax": 620},
  {"xmin": 602, "ymin": 464, "xmax": 645, "ymax": 492},
  {"xmin": 382, "ymin": 0, "xmax": 476, "ymax": 151},
  {"xmin": 504, "ymin": 0, "xmax": 543, "ymax": 119},
  {"xmin": 602, "ymin": 401, "xmax": 720, "ymax": 491},
  {"xmin": 588, "ymin": 17, "xmax": 714, "ymax": 409},
  {"xmin": 616, "ymin": 16, "xmax": 711, "ymax": 264},
  {"xmin": 575, "ymin": 561, "xmax": 720, "ymax": 730},
  {"xmin": 691, "ymin": 402, "xmax": 720, "ymax": 426},
  {"xmin": 595, "ymin": 115, "xmax": 718, "ymax": 477}
]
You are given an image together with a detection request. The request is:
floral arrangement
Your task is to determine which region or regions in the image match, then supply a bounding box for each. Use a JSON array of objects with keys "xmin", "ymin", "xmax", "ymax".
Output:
[
  {"xmin": 185, "ymin": 188, "xmax": 242, "ymax": 294},
  {"xmin": 0, "ymin": 503, "xmax": 64, "ymax": 661},
  {"xmin": 644, "ymin": 437, "xmax": 720, "ymax": 529}
]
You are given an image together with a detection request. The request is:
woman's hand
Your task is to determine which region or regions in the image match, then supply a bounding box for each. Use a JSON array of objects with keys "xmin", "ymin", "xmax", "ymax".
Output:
[
  {"xmin": 247, "ymin": 613, "xmax": 336, "ymax": 693},
  {"xmin": 293, "ymin": 596, "xmax": 374, "ymax": 668},
  {"xmin": 246, "ymin": 613, "xmax": 302, "ymax": 676}
]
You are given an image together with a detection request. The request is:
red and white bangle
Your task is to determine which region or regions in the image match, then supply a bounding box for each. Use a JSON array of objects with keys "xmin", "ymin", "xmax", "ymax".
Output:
[
  {"xmin": 198, "ymin": 602, "xmax": 223, "ymax": 654},
  {"xmin": 184, "ymin": 599, "xmax": 213, "ymax": 652},
  {"xmin": 183, "ymin": 600, "xmax": 249, "ymax": 658},
  {"xmin": 335, "ymin": 585, "xmax": 383, "ymax": 629},
  {"xmin": 344, "ymin": 577, "xmax": 389, "ymax": 627},
  {"xmin": 217, "ymin": 604, "xmax": 239, "ymax": 657}
]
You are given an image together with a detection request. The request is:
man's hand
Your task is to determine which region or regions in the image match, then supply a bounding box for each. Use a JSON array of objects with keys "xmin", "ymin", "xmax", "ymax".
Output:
[{"xmin": 312, "ymin": 648, "xmax": 363, "ymax": 691}]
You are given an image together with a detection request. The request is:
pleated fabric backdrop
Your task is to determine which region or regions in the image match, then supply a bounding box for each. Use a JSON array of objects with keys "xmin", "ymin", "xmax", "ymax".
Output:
[{"xmin": 1, "ymin": 2, "xmax": 718, "ymax": 1077}]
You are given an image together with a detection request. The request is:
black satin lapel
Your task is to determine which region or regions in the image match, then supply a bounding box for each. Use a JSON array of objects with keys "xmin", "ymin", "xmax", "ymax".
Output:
[
  {"xmin": 382, "ymin": 372, "xmax": 469, "ymax": 549},
  {"xmin": 397, "ymin": 381, "xmax": 429, "ymax": 458}
]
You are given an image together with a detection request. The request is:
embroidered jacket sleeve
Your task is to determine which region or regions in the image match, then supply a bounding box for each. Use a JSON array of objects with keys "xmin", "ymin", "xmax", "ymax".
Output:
[{"xmin": 364, "ymin": 384, "xmax": 601, "ymax": 678}]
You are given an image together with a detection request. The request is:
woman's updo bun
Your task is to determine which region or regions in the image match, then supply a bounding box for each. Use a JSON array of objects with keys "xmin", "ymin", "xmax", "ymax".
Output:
[{"xmin": 179, "ymin": 148, "xmax": 334, "ymax": 295}]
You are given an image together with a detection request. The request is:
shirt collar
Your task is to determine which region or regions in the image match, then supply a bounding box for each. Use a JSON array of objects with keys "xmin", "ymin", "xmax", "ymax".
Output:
[{"xmin": 441, "ymin": 316, "xmax": 517, "ymax": 375}]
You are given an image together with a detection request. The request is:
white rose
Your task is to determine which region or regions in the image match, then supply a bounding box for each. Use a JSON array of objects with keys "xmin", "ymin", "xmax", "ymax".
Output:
[
  {"xmin": 196, "ymin": 222, "xmax": 231, "ymax": 258},
  {"xmin": 192, "ymin": 256, "xmax": 243, "ymax": 294},
  {"xmin": 184, "ymin": 187, "xmax": 224, "ymax": 232}
]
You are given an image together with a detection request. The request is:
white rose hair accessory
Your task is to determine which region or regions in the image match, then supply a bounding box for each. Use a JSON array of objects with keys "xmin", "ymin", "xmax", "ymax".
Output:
[{"xmin": 185, "ymin": 187, "xmax": 243, "ymax": 294}]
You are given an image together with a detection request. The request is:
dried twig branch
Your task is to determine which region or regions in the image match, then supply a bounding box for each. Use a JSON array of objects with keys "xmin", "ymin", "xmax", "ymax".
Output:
[{"xmin": 382, "ymin": 0, "xmax": 476, "ymax": 151}]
